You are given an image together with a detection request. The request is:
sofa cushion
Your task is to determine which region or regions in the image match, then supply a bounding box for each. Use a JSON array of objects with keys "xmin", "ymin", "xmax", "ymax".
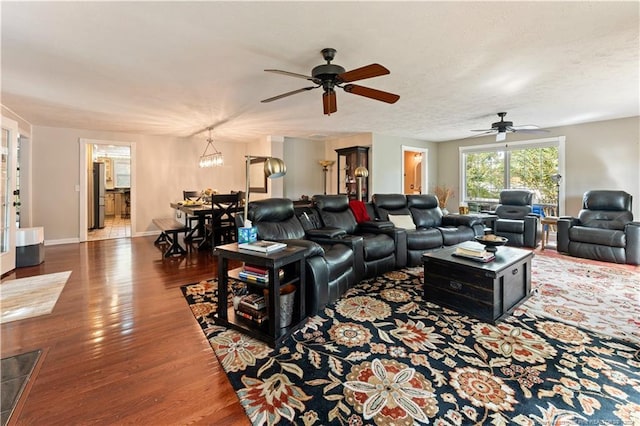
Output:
[
  {"xmin": 406, "ymin": 228, "xmax": 442, "ymax": 250},
  {"xmin": 361, "ymin": 233, "xmax": 396, "ymax": 261},
  {"xmin": 578, "ymin": 210, "xmax": 632, "ymax": 230},
  {"xmin": 438, "ymin": 226, "xmax": 476, "ymax": 246},
  {"xmin": 569, "ymin": 226, "xmax": 626, "ymax": 247},
  {"xmin": 388, "ymin": 214, "xmax": 416, "ymax": 230},
  {"xmin": 582, "ymin": 190, "xmax": 632, "ymax": 211},
  {"xmin": 495, "ymin": 219, "xmax": 525, "ymax": 233}
]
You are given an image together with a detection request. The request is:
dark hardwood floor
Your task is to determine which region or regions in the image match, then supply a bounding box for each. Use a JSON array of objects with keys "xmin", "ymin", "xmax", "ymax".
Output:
[{"xmin": 1, "ymin": 236, "xmax": 249, "ymax": 425}]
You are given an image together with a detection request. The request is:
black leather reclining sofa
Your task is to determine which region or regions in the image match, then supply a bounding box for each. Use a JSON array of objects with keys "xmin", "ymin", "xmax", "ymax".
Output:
[
  {"xmin": 372, "ymin": 193, "xmax": 485, "ymax": 266},
  {"xmin": 246, "ymin": 198, "xmax": 359, "ymax": 315},
  {"xmin": 243, "ymin": 193, "xmax": 487, "ymax": 314}
]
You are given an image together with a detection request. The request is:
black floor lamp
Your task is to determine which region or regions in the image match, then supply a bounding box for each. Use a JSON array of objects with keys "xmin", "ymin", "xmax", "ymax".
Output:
[
  {"xmin": 318, "ymin": 160, "xmax": 335, "ymax": 195},
  {"xmin": 243, "ymin": 156, "xmax": 286, "ymax": 227},
  {"xmin": 551, "ymin": 173, "xmax": 562, "ymax": 216}
]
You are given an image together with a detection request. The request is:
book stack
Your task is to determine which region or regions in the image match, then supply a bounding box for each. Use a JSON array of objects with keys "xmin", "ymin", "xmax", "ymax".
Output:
[
  {"xmin": 238, "ymin": 264, "xmax": 284, "ymax": 284},
  {"xmin": 235, "ymin": 293, "xmax": 268, "ymax": 324},
  {"xmin": 453, "ymin": 241, "xmax": 495, "ymax": 263},
  {"xmin": 238, "ymin": 240, "xmax": 287, "ymax": 253}
]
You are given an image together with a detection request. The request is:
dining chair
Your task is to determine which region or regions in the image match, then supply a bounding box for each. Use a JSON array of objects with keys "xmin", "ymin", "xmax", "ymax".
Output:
[
  {"xmin": 205, "ymin": 193, "xmax": 241, "ymax": 248},
  {"xmin": 183, "ymin": 190, "xmax": 201, "ymax": 201},
  {"xmin": 182, "ymin": 190, "xmax": 202, "ymax": 242}
]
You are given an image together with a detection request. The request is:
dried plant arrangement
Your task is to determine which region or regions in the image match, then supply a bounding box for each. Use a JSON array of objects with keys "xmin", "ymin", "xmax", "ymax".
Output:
[{"xmin": 434, "ymin": 186, "xmax": 454, "ymax": 209}]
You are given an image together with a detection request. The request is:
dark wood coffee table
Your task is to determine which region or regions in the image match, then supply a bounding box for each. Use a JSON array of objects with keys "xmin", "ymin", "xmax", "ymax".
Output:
[{"xmin": 422, "ymin": 245, "xmax": 534, "ymax": 323}]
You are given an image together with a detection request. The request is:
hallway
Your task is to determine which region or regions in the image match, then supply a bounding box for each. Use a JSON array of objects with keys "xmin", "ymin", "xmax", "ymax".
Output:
[{"xmin": 87, "ymin": 216, "xmax": 131, "ymax": 241}]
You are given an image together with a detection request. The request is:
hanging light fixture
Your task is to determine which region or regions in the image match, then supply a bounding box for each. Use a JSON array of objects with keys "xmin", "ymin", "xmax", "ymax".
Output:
[{"xmin": 198, "ymin": 127, "xmax": 224, "ymax": 168}]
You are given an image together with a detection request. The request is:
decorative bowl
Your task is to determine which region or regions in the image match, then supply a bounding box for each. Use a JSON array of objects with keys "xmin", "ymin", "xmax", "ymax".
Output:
[{"xmin": 474, "ymin": 235, "xmax": 508, "ymax": 252}]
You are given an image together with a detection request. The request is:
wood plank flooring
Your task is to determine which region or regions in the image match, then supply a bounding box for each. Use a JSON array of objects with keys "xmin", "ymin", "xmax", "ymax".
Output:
[{"xmin": 1, "ymin": 237, "xmax": 249, "ymax": 425}]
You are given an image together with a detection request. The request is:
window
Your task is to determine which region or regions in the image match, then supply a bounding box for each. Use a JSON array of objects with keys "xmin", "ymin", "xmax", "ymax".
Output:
[{"xmin": 459, "ymin": 137, "xmax": 564, "ymax": 214}]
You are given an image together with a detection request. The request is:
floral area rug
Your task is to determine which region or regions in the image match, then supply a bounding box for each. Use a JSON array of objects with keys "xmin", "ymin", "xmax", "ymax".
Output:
[
  {"xmin": 516, "ymin": 254, "xmax": 640, "ymax": 344},
  {"xmin": 181, "ymin": 266, "xmax": 640, "ymax": 426}
]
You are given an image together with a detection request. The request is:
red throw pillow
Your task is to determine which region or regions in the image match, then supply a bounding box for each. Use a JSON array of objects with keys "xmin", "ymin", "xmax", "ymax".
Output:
[{"xmin": 349, "ymin": 200, "xmax": 371, "ymax": 224}]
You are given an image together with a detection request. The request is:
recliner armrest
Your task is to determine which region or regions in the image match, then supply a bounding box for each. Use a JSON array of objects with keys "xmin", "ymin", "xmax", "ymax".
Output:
[
  {"xmin": 624, "ymin": 222, "xmax": 640, "ymax": 265},
  {"xmin": 556, "ymin": 216, "xmax": 578, "ymax": 253},
  {"xmin": 306, "ymin": 227, "xmax": 347, "ymax": 238},
  {"xmin": 373, "ymin": 227, "xmax": 407, "ymax": 269},
  {"xmin": 442, "ymin": 214, "xmax": 483, "ymax": 228},
  {"xmin": 357, "ymin": 220, "xmax": 394, "ymax": 232},
  {"xmin": 523, "ymin": 215, "xmax": 539, "ymax": 247}
]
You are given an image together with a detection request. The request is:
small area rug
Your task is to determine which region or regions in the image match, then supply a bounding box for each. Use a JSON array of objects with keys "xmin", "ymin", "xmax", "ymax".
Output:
[
  {"xmin": 181, "ymin": 255, "xmax": 640, "ymax": 425},
  {"xmin": 0, "ymin": 271, "xmax": 71, "ymax": 324}
]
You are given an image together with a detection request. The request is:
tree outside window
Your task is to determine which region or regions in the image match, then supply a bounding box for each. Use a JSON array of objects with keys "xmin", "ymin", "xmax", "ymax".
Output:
[{"xmin": 462, "ymin": 142, "xmax": 560, "ymax": 213}]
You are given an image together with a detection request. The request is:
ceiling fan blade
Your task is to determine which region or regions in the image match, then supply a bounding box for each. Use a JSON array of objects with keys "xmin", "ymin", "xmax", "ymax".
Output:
[
  {"xmin": 261, "ymin": 86, "xmax": 317, "ymax": 103},
  {"xmin": 264, "ymin": 69, "xmax": 316, "ymax": 81},
  {"xmin": 512, "ymin": 128, "xmax": 550, "ymax": 134},
  {"xmin": 470, "ymin": 130, "xmax": 497, "ymax": 137},
  {"xmin": 323, "ymin": 90, "xmax": 337, "ymax": 115},
  {"xmin": 470, "ymin": 129, "xmax": 497, "ymax": 132},
  {"xmin": 343, "ymin": 84, "xmax": 400, "ymax": 104},
  {"xmin": 512, "ymin": 124, "xmax": 541, "ymax": 130},
  {"xmin": 338, "ymin": 63, "xmax": 390, "ymax": 83}
]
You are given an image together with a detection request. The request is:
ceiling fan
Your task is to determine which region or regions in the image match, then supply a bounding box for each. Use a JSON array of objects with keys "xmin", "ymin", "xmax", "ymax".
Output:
[
  {"xmin": 471, "ymin": 112, "xmax": 549, "ymax": 141},
  {"xmin": 261, "ymin": 48, "xmax": 400, "ymax": 115}
]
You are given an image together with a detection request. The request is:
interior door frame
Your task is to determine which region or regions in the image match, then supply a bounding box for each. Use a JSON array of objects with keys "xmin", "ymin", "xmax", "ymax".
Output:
[
  {"xmin": 1, "ymin": 116, "xmax": 19, "ymax": 275},
  {"xmin": 78, "ymin": 138, "xmax": 136, "ymax": 242},
  {"xmin": 401, "ymin": 145, "xmax": 428, "ymax": 195}
]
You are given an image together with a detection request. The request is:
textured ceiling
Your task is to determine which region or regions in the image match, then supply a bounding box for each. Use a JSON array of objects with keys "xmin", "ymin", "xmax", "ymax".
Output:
[{"xmin": 1, "ymin": 1, "xmax": 638, "ymax": 143}]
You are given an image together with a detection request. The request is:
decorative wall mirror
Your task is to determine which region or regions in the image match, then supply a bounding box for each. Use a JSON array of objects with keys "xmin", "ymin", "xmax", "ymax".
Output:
[{"xmin": 249, "ymin": 157, "xmax": 268, "ymax": 193}]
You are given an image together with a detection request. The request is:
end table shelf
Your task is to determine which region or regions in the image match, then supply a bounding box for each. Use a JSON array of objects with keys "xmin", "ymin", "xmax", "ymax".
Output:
[{"xmin": 213, "ymin": 243, "xmax": 307, "ymax": 347}]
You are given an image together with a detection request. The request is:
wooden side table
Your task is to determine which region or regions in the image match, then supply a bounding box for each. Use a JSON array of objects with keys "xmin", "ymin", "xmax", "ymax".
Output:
[
  {"xmin": 540, "ymin": 216, "xmax": 558, "ymax": 250},
  {"xmin": 214, "ymin": 243, "xmax": 307, "ymax": 347}
]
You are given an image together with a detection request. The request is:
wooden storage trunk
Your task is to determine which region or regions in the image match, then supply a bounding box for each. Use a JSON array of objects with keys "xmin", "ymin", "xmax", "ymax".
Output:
[{"xmin": 422, "ymin": 245, "xmax": 534, "ymax": 323}]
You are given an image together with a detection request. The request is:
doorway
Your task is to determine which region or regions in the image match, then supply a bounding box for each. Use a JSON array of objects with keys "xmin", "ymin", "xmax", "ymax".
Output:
[
  {"xmin": 401, "ymin": 146, "xmax": 428, "ymax": 195},
  {"xmin": 79, "ymin": 139, "xmax": 135, "ymax": 242},
  {"xmin": 1, "ymin": 116, "xmax": 19, "ymax": 275}
]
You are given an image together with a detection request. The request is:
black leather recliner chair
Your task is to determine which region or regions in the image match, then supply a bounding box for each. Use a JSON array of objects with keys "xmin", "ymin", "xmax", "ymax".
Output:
[
  {"xmin": 373, "ymin": 194, "xmax": 485, "ymax": 266},
  {"xmin": 491, "ymin": 189, "xmax": 539, "ymax": 248},
  {"xmin": 557, "ymin": 190, "xmax": 640, "ymax": 265},
  {"xmin": 312, "ymin": 195, "xmax": 406, "ymax": 278},
  {"xmin": 246, "ymin": 198, "xmax": 359, "ymax": 314}
]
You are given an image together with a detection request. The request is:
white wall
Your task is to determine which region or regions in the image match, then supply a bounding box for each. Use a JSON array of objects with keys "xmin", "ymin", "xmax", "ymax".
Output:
[
  {"xmin": 372, "ymin": 134, "xmax": 437, "ymax": 195},
  {"xmin": 32, "ymin": 125, "xmax": 246, "ymax": 242},
  {"xmin": 436, "ymin": 116, "xmax": 640, "ymax": 217},
  {"xmin": 283, "ymin": 137, "xmax": 326, "ymax": 199},
  {"xmin": 29, "ymin": 116, "xmax": 640, "ymax": 242}
]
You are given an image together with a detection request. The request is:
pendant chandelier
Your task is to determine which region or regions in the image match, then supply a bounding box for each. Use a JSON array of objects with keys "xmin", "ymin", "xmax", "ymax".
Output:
[{"xmin": 199, "ymin": 127, "xmax": 223, "ymax": 168}]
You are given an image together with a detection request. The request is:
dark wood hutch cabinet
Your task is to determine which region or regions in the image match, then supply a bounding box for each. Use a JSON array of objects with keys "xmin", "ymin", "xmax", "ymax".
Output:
[{"xmin": 336, "ymin": 146, "xmax": 369, "ymax": 201}]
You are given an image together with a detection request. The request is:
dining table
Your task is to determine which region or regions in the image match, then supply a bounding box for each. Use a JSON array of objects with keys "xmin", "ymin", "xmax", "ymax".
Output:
[
  {"xmin": 170, "ymin": 202, "xmax": 214, "ymax": 248},
  {"xmin": 170, "ymin": 195, "xmax": 242, "ymax": 250}
]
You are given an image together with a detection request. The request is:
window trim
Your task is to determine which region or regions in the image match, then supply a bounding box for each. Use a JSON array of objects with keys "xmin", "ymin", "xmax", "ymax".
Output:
[{"xmin": 458, "ymin": 136, "xmax": 566, "ymax": 214}]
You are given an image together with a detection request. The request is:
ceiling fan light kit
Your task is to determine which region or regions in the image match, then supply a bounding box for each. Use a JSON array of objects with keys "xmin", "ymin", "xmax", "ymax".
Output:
[
  {"xmin": 262, "ymin": 48, "xmax": 400, "ymax": 115},
  {"xmin": 471, "ymin": 112, "xmax": 549, "ymax": 141}
]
